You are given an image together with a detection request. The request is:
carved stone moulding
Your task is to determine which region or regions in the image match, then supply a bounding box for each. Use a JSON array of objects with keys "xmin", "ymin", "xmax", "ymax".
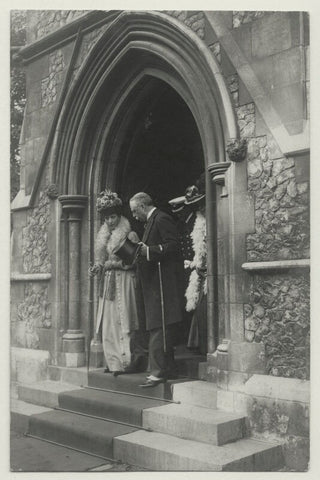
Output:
[
  {"xmin": 208, "ymin": 161, "xmax": 231, "ymax": 197},
  {"xmin": 46, "ymin": 184, "xmax": 59, "ymax": 199},
  {"xmin": 226, "ymin": 138, "xmax": 247, "ymax": 163},
  {"xmin": 58, "ymin": 195, "xmax": 88, "ymax": 219}
]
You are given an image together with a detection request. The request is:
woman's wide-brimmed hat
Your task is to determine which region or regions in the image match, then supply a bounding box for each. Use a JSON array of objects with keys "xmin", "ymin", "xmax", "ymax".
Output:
[
  {"xmin": 168, "ymin": 195, "xmax": 186, "ymax": 213},
  {"xmin": 184, "ymin": 185, "xmax": 205, "ymax": 205},
  {"xmin": 114, "ymin": 237, "xmax": 141, "ymax": 265},
  {"xmin": 96, "ymin": 189, "xmax": 122, "ymax": 215}
]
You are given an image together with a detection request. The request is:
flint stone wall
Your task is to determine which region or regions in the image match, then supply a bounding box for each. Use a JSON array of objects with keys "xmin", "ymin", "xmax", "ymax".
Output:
[
  {"xmin": 233, "ymin": 11, "xmax": 267, "ymax": 28},
  {"xmin": 244, "ymin": 272, "xmax": 310, "ymax": 379},
  {"xmin": 246, "ymin": 142, "xmax": 309, "ymax": 262},
  {"xmin": 29, "ymin": 10, "xmax": 87, "ymax": 42}
]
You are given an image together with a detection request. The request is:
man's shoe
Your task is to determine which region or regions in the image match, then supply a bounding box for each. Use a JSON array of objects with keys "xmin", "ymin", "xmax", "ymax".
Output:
[{"xmin": 139, "ymin": 378, "xmax": 165, "ymax": 388}]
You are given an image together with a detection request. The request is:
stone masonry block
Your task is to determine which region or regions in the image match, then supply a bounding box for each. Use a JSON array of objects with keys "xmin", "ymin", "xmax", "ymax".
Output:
[
  {"xmin": 217, "ymin": 352, "xmax": 228, "ymax": 371},
  {"xmin": 229, "ymin": 274, "xmax": 250, "ymax": 303},
  {"xmin": 229, "ymin": 303, "xmax": 244, "ymax": 342},
  {"xmin": 217, "ymin": 369, "xmax": 229, "ymax": 389},
  {"xmin": 229, "ymin": 233, "xmax": 247, "ymax": 275},
  {"xmin": 38, "ymin": 328, "xmax": 55, "ymax": 352},
  {"xmin": 229, "ymin": 342, "xmax": 266, "ymax": 374},
  {"xmin": 283, "ymin": 435, "xmax": 309, "ymax": 471},
  {"xmin": 271, "ymin": 83, "xmax": 304, "ymax": 126},
  {"xmin": 204, "ymin": 16, "xmax": 218, "ymax": 45},
  {"xmin": 11, "ymin": 347, "xmax": 49, "ymax": 384},
  {"xmin": 217, "ymin": 389, "xmax": 234, "ymax": 412},
  {"xmin": 252, "ymin": 13, "xmax": 292, "ymax": 58},
  {"xmin": 26, "ymin": 82, "xmax": 42, "ymax": 114},
  {"xmin": 231, "ymin": 23, "xmax": 252, "ymax": 60},
  {"xmin": 247, "ymin": 395, "xmax": 309, "ymax": 438},
  {"xmin": 245, "ymin": 375, "xmax": 309, "ymax": 403},
  {"xmin": 294, "ymin": 154, "xmax": 309, "ymax": 182},
  {"xmin": 232, "ymin": 192, "xmax": 255, "ymax": 234},
  {"xmin": 227, "ymin": 372, "xmax": 250, "ymax": 393},
  {"xmin": 271, "ymin": 47, "xmax": 304, "ymax": 88},
  {"xmin": 233, "ymin": 392, "xmax": 249, "ymax": 415}
]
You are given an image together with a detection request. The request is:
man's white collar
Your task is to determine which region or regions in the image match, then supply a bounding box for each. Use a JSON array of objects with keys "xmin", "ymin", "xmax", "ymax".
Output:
[{"xmin": 147, "ymin": 207, "xmax": 156, "ymax": 220}]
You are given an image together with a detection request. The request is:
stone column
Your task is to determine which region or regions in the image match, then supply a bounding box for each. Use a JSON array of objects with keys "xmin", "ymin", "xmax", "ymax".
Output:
[{"xmin": 59, "ymin": 195, "xmax": 88, "ymax": 367}]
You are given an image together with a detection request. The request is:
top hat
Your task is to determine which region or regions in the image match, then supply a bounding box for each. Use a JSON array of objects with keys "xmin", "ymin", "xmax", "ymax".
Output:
[
  {"xmin": 168, "ymin": 195, "xmax": 186, "ymax": 213},
  {"xmin": 184, "ymin": 185, "xmax": 205, "ymax": 205},
  {"xmin": 113, "ymin": 237, "xmax": 141, "ymax": 266}
]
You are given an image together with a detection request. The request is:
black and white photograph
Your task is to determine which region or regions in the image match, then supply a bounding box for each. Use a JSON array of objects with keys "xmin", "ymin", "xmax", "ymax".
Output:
[{"xmin": 8, "ymin": 5, "xmax": 315, "ymax": 474}]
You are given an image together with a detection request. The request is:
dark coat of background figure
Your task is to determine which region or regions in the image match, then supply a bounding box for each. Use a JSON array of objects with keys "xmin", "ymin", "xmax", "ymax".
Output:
[{"xmin": 138, "ymin": 208, "xmax": 185, "ymax": 333}]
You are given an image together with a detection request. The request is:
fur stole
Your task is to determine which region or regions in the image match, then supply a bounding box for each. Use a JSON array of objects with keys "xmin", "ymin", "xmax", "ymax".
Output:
[
  {"xmin": 95, "ymin": 216, "xmax": 131, "ymax": 264},
  {"xmin": 185, "ymin": 212, "xmax": 207, "ymax": 312}
]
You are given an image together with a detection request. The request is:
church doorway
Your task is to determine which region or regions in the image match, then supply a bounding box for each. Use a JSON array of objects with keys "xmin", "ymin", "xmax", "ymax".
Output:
[
  {"xmin": 97, "ymin": 77, "xmax": 208, "ymax": 366},
  {"xmin": 52, "ymin": 12, "xmax": 239, "ymax": 366}
]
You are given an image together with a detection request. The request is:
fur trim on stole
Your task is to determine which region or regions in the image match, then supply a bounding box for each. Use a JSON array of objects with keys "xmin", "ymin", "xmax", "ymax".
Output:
[
  {"xmin": 95, "ymin": 216, "xmax": 131, "ymax": 264},
  {"xmin": 185, "ymin": 212, "xmax": 207, "ymax": 312}
]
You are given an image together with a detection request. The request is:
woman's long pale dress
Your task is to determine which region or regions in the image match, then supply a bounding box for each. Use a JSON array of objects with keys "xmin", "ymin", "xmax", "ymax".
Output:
[{"xmin": 95, "ymin": 216, "xmax": 139, "ymax": 372}]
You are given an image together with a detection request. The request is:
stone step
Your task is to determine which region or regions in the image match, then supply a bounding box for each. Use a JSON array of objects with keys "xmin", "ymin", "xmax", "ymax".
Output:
[
  {"xmin": 48, "ymin": 366, "xmax": 89, "ymax": 386},
  {"xmin": 143, "ymin": 403, "xmax": 246, "ymax": 445},
  {"xmin": 11, "ymin": 399, "xmax": 52, "ymax": 434},
  {"xmin": 175, "ymin": 353, "xmax": 206, "ymax": 379},
  {"xmin": 18, "ymin": 380, "xmax": 81, "ymax": 408},
  {"xmin": 114, "ymin": 430, "xmax": 284, "ymax": 471},
  {"xmin": 28, "ymin": 409, "xmax": 137, "ymax": 459},
  {"xmin": 88, "ymin": 369, "xmax": 191, "ymax": 400},
  {"xmin": 58, "ymin": 388, "xmax": 167, "ymax": 426},
  {"xmin": 172, "ymin": 380, "xmax": 218, "ymax": 409},
  {"xmin": 198, "ymin": 361, "xmax": 208, "ymax": 380}
]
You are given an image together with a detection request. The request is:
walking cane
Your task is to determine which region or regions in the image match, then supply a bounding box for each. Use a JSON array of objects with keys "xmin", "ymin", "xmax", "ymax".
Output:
[{"xmin": 158, "ymin": 262, "xmax": 167, "ymax": 353}]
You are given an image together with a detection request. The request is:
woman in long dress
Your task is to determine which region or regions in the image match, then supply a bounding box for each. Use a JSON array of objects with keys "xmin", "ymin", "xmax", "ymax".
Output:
[{"xmin": 89, "ymin": 190, "xmax": 140, "ymax": 374}]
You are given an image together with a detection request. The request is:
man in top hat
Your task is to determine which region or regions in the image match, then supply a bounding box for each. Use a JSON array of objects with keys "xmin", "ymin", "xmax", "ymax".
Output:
[{"xmin": 129, "ymin": 192, "xmax": 184, "ymax": 387}]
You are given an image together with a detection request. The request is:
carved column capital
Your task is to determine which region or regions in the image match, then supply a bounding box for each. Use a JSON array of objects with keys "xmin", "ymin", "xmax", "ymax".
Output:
[
  {"xmin": 208, "ymin": 161, "xmax": 231, "ymax": 186},
  {"xmin": 208, "ymin": 161, "xmax": 231, "ymax": 197},
  {"xmin": 59, "ymin": 195, "xmax": 88, "ymax": 220}
]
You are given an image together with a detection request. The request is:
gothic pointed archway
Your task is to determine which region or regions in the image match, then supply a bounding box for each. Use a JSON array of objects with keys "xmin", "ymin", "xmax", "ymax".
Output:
[{"xmin": 51, "ymin": 10, "xmax": 238, "ymax": 360}]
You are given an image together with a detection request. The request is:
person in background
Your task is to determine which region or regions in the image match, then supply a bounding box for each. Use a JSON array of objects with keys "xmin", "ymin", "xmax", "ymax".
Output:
[
  {"xmin": 130, "ymin": 192, "xmax": 184, "ymax": 387},
  {"xmin": 168, "ymin": 191, "xmax": 196, "ymax": 345},
  {"xmin": 89, "ymin": 190, "xmax": 140, "ymax": 375},
  {"xmin": 184, "ymin": 184, "xmax": 208, "ymax": 355}
]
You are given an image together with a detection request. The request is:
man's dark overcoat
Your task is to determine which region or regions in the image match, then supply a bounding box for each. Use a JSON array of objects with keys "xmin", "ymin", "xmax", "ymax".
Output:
[{"xmin": 137, "ymin": 208, "xmax": 184, "ymax": 331}]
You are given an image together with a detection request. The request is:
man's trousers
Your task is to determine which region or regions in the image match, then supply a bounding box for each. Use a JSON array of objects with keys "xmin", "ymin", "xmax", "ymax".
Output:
[{"xmin": 149, "ymin": 323, "xmax": 178, "ymax": 378}]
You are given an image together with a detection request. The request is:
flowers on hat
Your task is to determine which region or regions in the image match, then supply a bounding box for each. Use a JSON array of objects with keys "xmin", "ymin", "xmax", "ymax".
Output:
[
  {"xmin": 184, "ymin": 185, "xmax": 205, "ymax": 205},
  {"xmin": 96, "ymin": 189, "xmax": 122, "ymax": 212}
]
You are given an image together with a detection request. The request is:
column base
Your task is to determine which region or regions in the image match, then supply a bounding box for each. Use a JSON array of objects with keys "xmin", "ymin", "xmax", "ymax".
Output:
[
  {"xmin": 58, "ymin": 351, "xmax": 86, "ymax": 367},
  {"xmin": 89, "ymin": 339, "xmax": 104, "ymax": 368},
  {"xmin": 61, "ymin": 330, "xmax": 86, "ymax": 366},
  {"xmin": 62, "ymin": 330, "xmax": 85, "ymax": 353},
  {"xmin": 205, "ymin": 340, "xmax": 266, "ymax": 385}
]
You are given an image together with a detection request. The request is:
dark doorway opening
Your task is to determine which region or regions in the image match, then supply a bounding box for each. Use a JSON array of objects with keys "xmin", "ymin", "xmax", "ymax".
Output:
[{"xmin": 111, "ymin": 78, "xmax": 204, "ymax": 233}]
